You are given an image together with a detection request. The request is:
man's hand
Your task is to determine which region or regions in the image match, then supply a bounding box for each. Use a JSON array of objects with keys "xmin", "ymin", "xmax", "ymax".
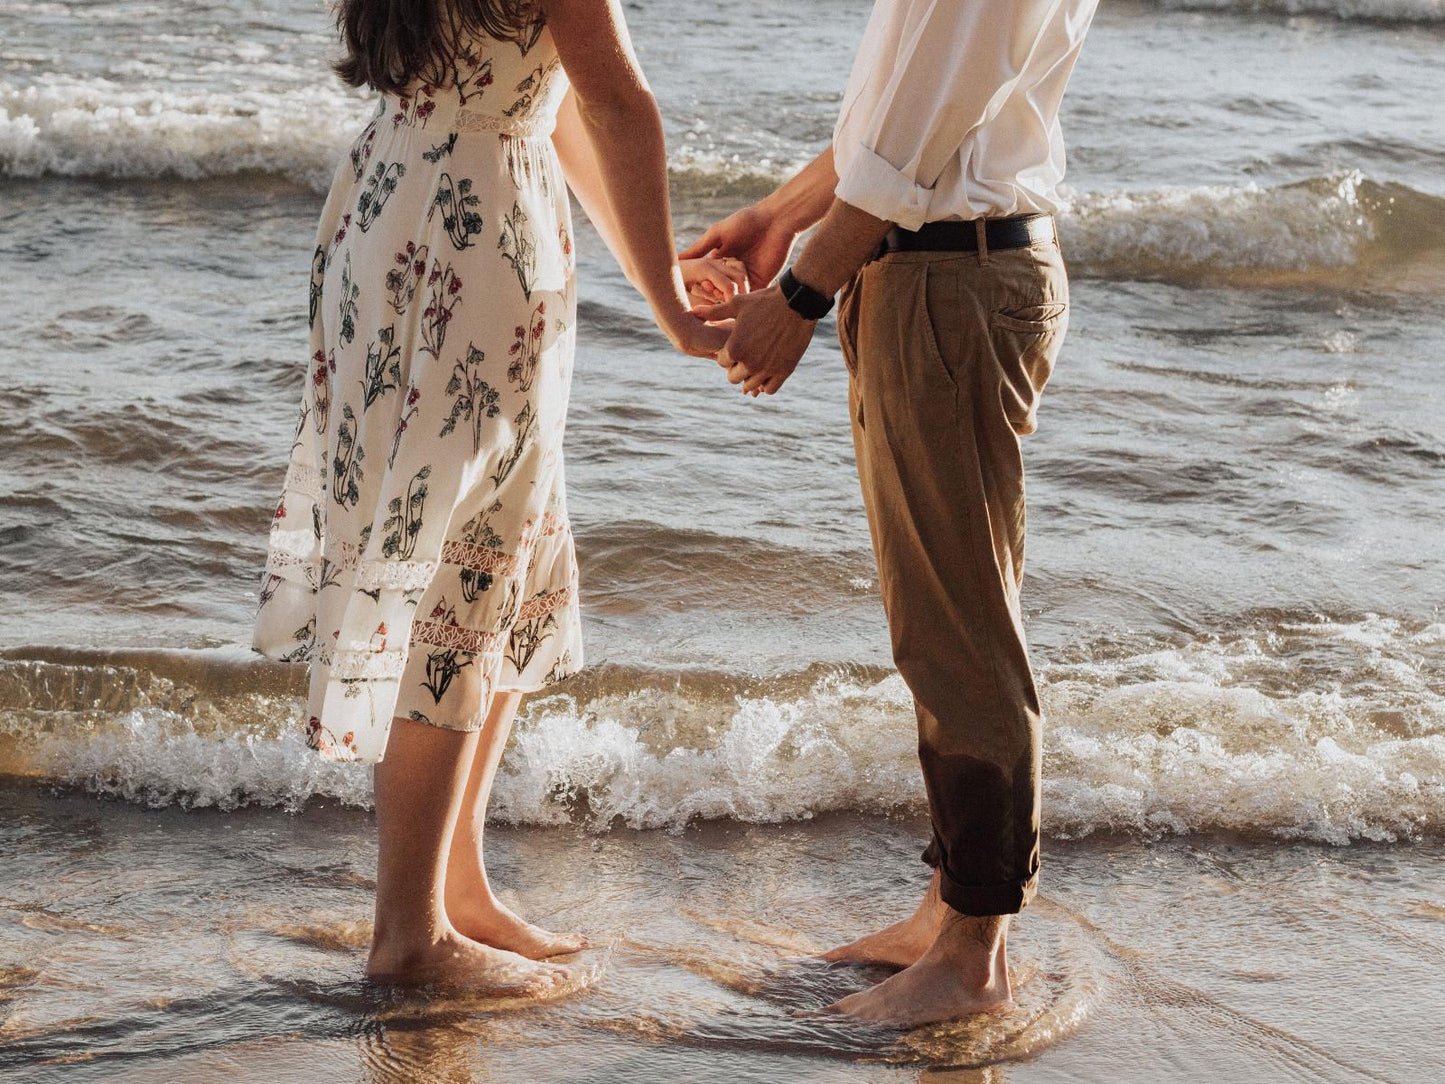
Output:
[
  {"xmin": 680, "ymin": 204, "xmax": 798, "ymax": 290},
  {"xmin": 698, "ymin": 286, "xmax": 817, "ymax": 396}
]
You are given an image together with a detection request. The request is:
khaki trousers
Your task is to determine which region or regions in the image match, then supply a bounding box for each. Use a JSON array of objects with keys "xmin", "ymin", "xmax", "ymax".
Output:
[{"xmin": 838, "ymin": 228, "xmax": 1069, "ymax": 916}]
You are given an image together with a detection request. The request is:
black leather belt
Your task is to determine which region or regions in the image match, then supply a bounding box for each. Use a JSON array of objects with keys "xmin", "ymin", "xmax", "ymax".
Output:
[{"xmin": 877, "ymin": 213, "xmax": 1055, "ymax": 256}]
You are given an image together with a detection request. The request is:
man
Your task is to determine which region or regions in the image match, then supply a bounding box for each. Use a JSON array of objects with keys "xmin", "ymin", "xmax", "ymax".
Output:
[{"xmin": 685, "ymin": 0, "xmax": 1099, "ymax": 1026}]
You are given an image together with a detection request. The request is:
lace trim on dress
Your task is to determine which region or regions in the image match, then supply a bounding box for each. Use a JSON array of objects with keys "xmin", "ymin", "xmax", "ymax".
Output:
[
  {"xmin": 355, "ymin": 560, "xmax": 437, "ymax": 593},
  {"xmin": 518, "ymin": 585, "xmax": 572, "ymax": 622},
  {"xmin": 265, "ymin": 550, "xmax": 316, "ymax": 586},
  {"xmin": 439, "ymin": 540, "xmax": 520, "ymax": 575},
  {"xmin": 536, "ymin": 510, "xmax": 568, "ymax": 540},
  {"xmin": 283, "ymin": 461, "xmax": 325, "ymax": 499},
  {"xmin": 410, "ymin": 621, "xmax": 506, "ymax": 655},
  {"xmin": 264, "ymin": 546, "xmax": 437, "ymax": 595},
  {"xmin": 268, "ymin": 528, "xmax": 318, "ymax": 560},
  {"xmin": 454, "ymin": 109, "xmax": 554, "ymax": 137},
  {"xmin": 325, "ymin": 647, "xmax": 408, "ymax": 681}
]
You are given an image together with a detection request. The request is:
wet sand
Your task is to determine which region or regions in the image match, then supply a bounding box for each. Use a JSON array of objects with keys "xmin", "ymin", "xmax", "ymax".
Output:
[
  {"xmin": 1, "ymin": 780, "xmax": 1439, "ymax": 1082},
  {"xmin": 4, "ymin": 2, "xmax": 1443, "ymax": 1080}
]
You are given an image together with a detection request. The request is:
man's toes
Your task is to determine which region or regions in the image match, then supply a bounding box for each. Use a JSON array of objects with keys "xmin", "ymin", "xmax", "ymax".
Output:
[{"xmin": 825, "ymin": 990, "xmax": 880, "ymax": 1020}]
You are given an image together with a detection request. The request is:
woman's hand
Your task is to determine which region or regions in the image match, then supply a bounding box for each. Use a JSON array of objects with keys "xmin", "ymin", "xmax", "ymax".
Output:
[
  {"xmin": 656, "ymin": 305, "xmax": 731, "ymax": 359},
  {"xmin": 681, "ymin": 254, "xmax": 749, "ymax": 305},
  {"xmin": 680, "ymin": 203, "xmax": 798, "ymax": 290}
]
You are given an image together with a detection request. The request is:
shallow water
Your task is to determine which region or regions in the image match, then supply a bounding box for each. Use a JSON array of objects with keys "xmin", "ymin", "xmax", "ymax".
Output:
[
  {"xmin": 2, "ymin": 0, "xmax": 1443, "ymax": 1076},
  {"xmin": 2, "ymin": 782, "xmax": 1441, "ymax": 1082}
]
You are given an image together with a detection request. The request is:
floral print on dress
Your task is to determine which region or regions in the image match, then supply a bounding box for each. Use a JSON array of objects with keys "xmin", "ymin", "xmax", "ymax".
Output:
[
  {"xmin": 252, "ymin": 17, "xmax": 582, "ymax": 763},
  {"xmin": 498, "ymin": 202, "xmax": 537, "ymax": 298},
  {"xmin": 432, "ymin": 173, "xmax": 485, "ymax": 249},
  {"xmin": 386, "ymin": 242, "xmax": 429, "ymax": 314}
]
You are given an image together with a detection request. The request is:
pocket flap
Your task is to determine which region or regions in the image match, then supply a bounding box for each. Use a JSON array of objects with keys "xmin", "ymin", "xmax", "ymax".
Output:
[{"xmin": 991, "ymin": 303, "xmax": 1068, "ymax": 333}]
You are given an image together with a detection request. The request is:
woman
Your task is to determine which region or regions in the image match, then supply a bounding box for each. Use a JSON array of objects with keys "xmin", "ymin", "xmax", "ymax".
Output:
[{"xmin": 253, "ymin": 0, "xmax": 735, "ymax": 992}]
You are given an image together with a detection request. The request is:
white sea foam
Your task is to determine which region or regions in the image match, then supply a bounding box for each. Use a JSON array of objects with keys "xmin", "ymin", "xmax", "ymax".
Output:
[
  {"xmin": 39, "ymin": 706, "xmax": 375, "ymax": 813},
  {"xmin": 10, "ymin": 617, "xmax": 1441, "ymax": 844},
  {"xmin": 0, "ymin": 77, "xmax": 370, "ymax": 192},
  {"xmin": 3, "ymin": 78, "xmax": 1432, "ymax": 280},
  {"xmin": 1060, "ymin": 173, "xmax": 1375, "ymax": 275}
]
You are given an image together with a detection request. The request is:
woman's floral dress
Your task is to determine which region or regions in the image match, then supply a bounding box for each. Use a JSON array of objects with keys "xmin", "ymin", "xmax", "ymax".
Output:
[{"xmin": 254, "ymin": 20, "xmax": 582, "ymax": 762}]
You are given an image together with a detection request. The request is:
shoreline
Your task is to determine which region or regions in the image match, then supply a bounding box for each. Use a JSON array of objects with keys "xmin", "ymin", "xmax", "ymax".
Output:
[{"xmin": 2, "ymin": 781, "xmax": 1440, "ymax": 1081}]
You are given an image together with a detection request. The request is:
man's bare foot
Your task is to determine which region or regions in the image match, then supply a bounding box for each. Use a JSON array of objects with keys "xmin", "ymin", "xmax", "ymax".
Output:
[
  {"xmin": 820, "ymin": 870, "xmax": 945, "ymax": 969},
  {"xmin": 447, "ymin": 894, "xmax": 589, "ymax": 960},
  {"xmin": 366, "ymin": 928, "xmax": 573, "ymax": 993},
  {"xmin": 827, "ymin": 910, "xmax": 1013, "ymax": 1028}
]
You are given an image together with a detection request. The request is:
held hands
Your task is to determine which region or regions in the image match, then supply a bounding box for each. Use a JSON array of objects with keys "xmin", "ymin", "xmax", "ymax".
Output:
[
  {"xmin": 646, "ymin": 256, "xmax": 745, "ymax": 361},
  {"xmin": 680, "ymin": 203, "xmax": 816, "ymax": 396},
  {"xmin": 681, "ymin": 255, "xmax": 748, "ymax": 305},
  {"xmin": 658, "ymin": 305, "xmax": 732, "ymax": 360},
  {"xmin": 694, "ymin": 286, "xmax": 816, "ymax": 396},
  {"xmin": 680, "ymin": 203, "xmax": 799, "ymax": 290}
]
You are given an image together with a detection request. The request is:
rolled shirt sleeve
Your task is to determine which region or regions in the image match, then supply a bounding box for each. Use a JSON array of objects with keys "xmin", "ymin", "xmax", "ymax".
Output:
[{"xmin": 833, "ymin": 0, "xmax": 1068, "ymax": 229}]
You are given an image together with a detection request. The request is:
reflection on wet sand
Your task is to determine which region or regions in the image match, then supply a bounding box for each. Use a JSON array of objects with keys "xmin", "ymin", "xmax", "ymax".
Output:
[{"xmin": 3, "ymin": 783, "xmax": 1441, "ymax": 1082}]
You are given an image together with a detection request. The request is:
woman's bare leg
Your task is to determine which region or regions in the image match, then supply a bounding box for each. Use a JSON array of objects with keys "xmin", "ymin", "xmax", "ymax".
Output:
[
  {"xmin": 366, "ymin": 714, "xmax": 570, "ymax": 990},
  {"xmin": 443, "ymin": 691, "xmax": 588, "ymax": 958}
]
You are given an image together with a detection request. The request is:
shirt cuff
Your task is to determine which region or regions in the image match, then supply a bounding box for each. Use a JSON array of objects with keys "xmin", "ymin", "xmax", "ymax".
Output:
[{"xmin": 834, "ymin": 144, "xmax": 934, "ymax": 231}]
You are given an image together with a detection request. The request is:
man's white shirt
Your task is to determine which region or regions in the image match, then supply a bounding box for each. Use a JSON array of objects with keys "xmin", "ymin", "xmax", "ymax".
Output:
[{"xmin": 833, "ymin": 0, "xmax": 1100, "ymax": 229}]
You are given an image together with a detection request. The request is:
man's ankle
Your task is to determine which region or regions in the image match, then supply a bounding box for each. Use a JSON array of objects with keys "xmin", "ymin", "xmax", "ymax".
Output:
[{"xmin": 929, "ymin": 911, "xmax": 1008, "ymax": 960}]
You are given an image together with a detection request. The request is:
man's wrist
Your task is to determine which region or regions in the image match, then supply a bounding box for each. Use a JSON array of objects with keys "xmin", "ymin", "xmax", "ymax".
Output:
[
  {"xmin": 790, "ymin": 198, "xmax": 892, "ymax": 297},
  {"xmin": 753, "ymin": 192, "xmax": 804, "ymax": 240},
  {"xmin": 789, "ymin": 247, "xmax": 853, "ymax": 299},
  {"xmin": 778, "ymin": 267, "xmax": 835, "ymax": 321},
  {"xmin": 759, "ymin": 169, "xmax": 833, "ymax": 235}
]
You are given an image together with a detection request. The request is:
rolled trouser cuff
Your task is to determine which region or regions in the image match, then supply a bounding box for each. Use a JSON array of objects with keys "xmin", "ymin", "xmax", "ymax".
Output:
[{"xmin": 922, "ymin": 839, "xmax": 1037, "ymax": 917}]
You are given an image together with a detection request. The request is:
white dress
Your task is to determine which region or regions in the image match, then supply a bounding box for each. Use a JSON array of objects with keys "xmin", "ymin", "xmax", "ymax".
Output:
[{"xmin": 254, "ymin": 21, "xmax": 583, "ymax": 762}]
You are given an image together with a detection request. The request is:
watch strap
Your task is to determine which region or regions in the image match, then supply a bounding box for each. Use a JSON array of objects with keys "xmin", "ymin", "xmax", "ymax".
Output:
[{"xmin": 778, "ymin": 267, "xmax": 835, "ymax": 321}]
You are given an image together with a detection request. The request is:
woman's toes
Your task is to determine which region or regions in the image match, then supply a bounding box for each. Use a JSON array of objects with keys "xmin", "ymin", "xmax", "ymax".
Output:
[
  {"xmin": 532, "ymin": 963, "xmax": 570, "ymax": 992},
  {"xmin": 552, "ymin": 931, "xmax": 588, "ymax": 953},
  {"xmin": 550, "ymin": 963, "xmax": 577, "ymax": 986}
]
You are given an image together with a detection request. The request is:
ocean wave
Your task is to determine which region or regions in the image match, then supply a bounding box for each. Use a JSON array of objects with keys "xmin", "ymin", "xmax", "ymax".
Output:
[
  {"xmin": 4, "ymin": 80, "xmax": 1440, "ymax": 285},
  {"xmin": 5, "ymin": 78, "xmax": 1443, "ymax": 282},
  {"xmin": 1061, "ymin": 172, "xmax": 1415, "ymax": 280},
  {"xmin": 3, "ymin": 615, "xmax": 1441, "ymax": 844},
  {"xmin": 0, "ymin": 77, "xmax": 368, "ymax": 192},
  {"xmin": 1149, "ymin": 0, "xmax": 1445, "ymax": 23}
]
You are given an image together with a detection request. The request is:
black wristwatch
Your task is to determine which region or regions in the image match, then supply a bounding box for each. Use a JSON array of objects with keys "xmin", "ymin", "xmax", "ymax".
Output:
[{"xmin": 778, "ymin": 267, "xmax": 835, "ymax": 321}]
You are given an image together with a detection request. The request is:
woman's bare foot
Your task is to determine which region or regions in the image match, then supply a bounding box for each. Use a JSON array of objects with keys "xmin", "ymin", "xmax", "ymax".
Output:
[
  {"xmin": 440, "ymin": 692, "xmax": 587, "ymax": 960},
  {"xmin": 826, "ymin": 910, "xmax": 1013, "ymax": 1028},
  {"xmin": 366, "ymin": 928, "xmax": 572, "ymax": 993},
  {"xmin": 448, "ymin": 894, "xmax": 589, "ymax": 960},
  {"xmin": 819, "ymin": 871, "xmax": 944, "ymax": 969}
]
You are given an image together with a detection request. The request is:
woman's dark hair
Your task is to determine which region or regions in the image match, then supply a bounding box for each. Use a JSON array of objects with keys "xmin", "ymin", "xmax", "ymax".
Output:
[{"xmin": 334, "ymin": 0, "xmax": 542, "ymax": 95}]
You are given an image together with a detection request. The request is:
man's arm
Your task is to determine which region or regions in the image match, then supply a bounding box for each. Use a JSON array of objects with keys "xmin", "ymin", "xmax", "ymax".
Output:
[
  {"xmin": 791, "ymin": 197, "xmax": 890, "ymax": 298},
  {"xmin": 679, "ymin": 146, "xmax": 838, "ymax": 289},
  {"xmin": 699, "ymin": 195, "xmax": 890, "ymax": 395}
]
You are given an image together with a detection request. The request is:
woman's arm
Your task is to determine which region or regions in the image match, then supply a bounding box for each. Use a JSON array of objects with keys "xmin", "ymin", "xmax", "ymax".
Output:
[
  {"xmin": 553, "ymin": 96, "xmax": 746, "ymax": 303},
  {"xmin": 543, "ymin": 0, "xmax": 726, "ymax": 357},
  {"xmin": 551, "ymin": 88, "xmax": 628, "ymax": 270}
]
